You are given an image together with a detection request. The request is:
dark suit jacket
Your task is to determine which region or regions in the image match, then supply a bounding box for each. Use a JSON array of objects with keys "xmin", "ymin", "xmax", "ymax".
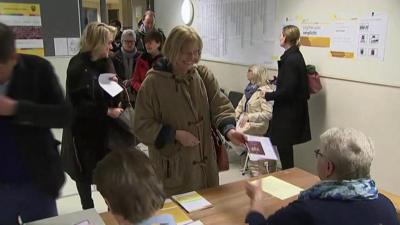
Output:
[
  {"xmin": 6, "ymin": 54, "xmax": 71, "ymax": 197},
  {"xmin": 266, "ymin": 46, "xmax": 311, "ymax": 146}
]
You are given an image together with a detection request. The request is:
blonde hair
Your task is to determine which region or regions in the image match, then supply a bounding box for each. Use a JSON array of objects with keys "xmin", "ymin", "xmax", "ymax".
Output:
[
  {"xmin": 249, "ymin": 64, "xmax": 269, "ymax": 86},
  {"xmin": 162, "ymin": 25, "xmax": 203, "ymax": 65},
  {"xmin": 93, "ymin": 149, "xmax": 165, "ymax": 224},
  {"xmin": 282, "ymin": 25, "xmax": 301, "ymax": 47},
  {"xmin": 80, "ymin": 22, "xmax": 116, "ymax": 54}
]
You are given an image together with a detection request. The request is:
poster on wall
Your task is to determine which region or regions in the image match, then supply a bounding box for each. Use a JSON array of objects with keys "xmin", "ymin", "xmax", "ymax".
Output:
[
  {"xmin": 357, "ymin": 13, "xmax": 388, "ymax": 61},
  {"xmin": 330, "ymin": 19, "xmax": 358, "ymax": 58},
  {"xmin": 196, "ymin": 0, "xmax": 277, "ymax": 65},
  {"xmin": 0, "ymin": 3, "xmax": 44, "ymax": 57},
  {"xmin": 300, "ymin": 22, "xmax": 331, "ymax": 48}
]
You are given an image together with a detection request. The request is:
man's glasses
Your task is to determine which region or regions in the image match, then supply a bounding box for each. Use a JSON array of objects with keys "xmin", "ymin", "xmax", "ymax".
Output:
[
  {"xmin": 123, "ymin": 40, "xmax": 135, "ymax": 44},
  {"xmin": 314, "ymin": 149, "xmax": 324, "ymax": 158}
]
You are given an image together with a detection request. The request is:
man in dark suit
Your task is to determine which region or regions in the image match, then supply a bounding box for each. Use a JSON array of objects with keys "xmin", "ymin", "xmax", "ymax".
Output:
[{"xmin": 0, "ymin": 22, "xmax": 71, "ymax": 224}]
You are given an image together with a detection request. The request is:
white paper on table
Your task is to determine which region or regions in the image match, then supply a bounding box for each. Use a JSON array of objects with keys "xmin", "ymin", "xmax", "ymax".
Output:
[
  {"xmin": 245, "ymin": 135, "xmax": 278, "ymax": 161},
  {"xmin": 98, "ymin": 73, "xmax": 123, "ymax": 97},
  {"xmin": 188, "ymin": 221, "xmax": 204, "ymax": 225},
  {"xmin": 25, "ymin": 208, "xmax": 105, "ymax": 225}
]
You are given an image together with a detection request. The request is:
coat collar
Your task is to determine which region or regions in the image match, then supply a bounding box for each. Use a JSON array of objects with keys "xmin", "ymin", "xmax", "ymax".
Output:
[{"xmin": 280, "ymin": 45, "xmax": 300, "ymax": 60}]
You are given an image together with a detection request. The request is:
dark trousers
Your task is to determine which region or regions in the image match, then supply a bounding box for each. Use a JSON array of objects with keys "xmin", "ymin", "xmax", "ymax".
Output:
[
  {"xmin": 277, "ymin": 145, "xmax": 294, "ymax": 170},
  {"xmin": 76, "ymin": 181, "xmax": 94, "ymax": 209},
  {"xmin": 0, "ymin": 183, "xmax": 57, "ymax": 225}
]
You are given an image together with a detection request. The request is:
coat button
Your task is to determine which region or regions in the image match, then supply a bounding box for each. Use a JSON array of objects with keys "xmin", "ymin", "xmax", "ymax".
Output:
[{"xmin": 192, "ymin": 161, "xmax": 196, "ymax": 165}]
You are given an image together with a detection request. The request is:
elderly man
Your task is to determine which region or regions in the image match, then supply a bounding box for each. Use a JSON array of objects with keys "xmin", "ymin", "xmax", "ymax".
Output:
[
  {"xmin": 245, "ymin": 127, "xmax": 399, "ymax": 225},
  {"xmin": 112, "ymin": 29, "xmax": 141, "ymax": 81},
  {"xmin": 135, "ymin": 10, "xmax": 165, "ymax": 53},
  {"xmin": 0, "ymin": 22, "xmax": 71, "ymax": 224}
]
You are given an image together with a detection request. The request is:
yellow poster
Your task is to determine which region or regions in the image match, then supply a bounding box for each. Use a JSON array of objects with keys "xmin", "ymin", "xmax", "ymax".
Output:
[{"xmin": 0, "ymin": 3, "xmax": 44, "ymax": 57}]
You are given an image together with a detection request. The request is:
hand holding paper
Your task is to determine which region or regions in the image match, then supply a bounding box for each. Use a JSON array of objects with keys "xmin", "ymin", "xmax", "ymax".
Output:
[{"xmin": 98, "ymin": 73, "xmax": 123, "ymax": 97}]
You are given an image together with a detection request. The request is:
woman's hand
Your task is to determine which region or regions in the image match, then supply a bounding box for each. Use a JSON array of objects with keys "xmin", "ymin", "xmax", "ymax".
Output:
[
  {"xmin": 107, "ymin": 107, "xmax": 124, "ymax": 118},
  {"xmin": 245, "ymin": 179, "xmax": 264, "ymax": 213},
  {"xmin": 227, "ymin": 129, "xmax": 247, "ymax": 147},
  {"xmin": 176, "ymin": 130, "xmax": 200, "ymax": 147},
  {"xmin": 109, "ymin": 74, "xmax": 118, "ymax": 82}
]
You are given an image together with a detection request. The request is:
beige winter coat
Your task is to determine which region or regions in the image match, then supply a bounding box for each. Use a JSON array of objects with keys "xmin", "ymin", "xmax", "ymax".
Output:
[
  {"xmin": 235, "ymin": 86, "xmax": 273, "ymax": 136},
  {"xmin": 133, "ymin": 64, "xmax": 235, "ymax": 196}
]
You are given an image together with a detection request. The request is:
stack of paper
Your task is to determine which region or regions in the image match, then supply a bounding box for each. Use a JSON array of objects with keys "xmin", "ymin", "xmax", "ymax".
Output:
[
  {"xmin": 253, "ymin": 176, "xmax": 304, "ymax": 200},
  {"xmin": 172, "ymin": 191, "xmax": 213, "ymax": 213},
  {"xmin": 158, "ymin": 199, "xmax": 193, "ymax": 225}
]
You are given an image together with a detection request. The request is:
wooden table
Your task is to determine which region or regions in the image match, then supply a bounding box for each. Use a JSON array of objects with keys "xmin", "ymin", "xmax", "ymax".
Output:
[
  {"xmin": 100, "ymin": 167, "xmax": 400, "ymax": 224},
  {"xmin": 100, "ymin": 168, "xmax": 319, "ymax": 225}
]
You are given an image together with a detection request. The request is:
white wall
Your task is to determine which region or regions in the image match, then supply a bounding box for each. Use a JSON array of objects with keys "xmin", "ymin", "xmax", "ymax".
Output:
[{"xmin": 155, "ymin": 0, "xmax": 400, "ymax": 195}]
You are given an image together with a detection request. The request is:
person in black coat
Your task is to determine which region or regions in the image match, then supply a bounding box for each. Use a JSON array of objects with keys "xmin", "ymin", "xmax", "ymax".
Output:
[
  {"xmin": 263, "ymin": 25, "xmax": 311, "ymax": 169},
  {"xmin": 61, "ymin": 22, "xmax": 125, "ymax": 210},
  {"xmin": 245, "ymin": 128, "xmax": 399, "ymax": 225},
  {"xmin": 0, "ymin": 23, "xmax": 71, "ymax": 224}
]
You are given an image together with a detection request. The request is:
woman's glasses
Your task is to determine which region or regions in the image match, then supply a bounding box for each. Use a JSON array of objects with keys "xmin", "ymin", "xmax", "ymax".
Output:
[{"xmin": 314, "ymin": 149, "xmax": 324, "ymax": 158}]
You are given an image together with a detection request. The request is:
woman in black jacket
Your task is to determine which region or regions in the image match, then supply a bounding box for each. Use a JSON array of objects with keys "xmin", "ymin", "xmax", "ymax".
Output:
[
  {"xmin": 62, "ymin": 22, "xmax": 124, "ymax": 209},
  {"xmin": 263, "ymin": 25, "xmax": 311, "ymax": 169}
]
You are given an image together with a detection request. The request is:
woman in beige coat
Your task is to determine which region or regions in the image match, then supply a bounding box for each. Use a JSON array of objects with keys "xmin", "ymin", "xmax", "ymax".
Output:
[
  {"xmin": 235, "ymin": 64, "xmax": 275, "ymax": 176},
  {"xmin": 133, "ymin": 25, "xmax": 246, "ymax": 196}
]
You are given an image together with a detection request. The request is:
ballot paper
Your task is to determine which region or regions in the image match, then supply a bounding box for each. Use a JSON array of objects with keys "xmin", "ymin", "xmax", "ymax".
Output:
[
  {"xmin": 98, "ymin": 73, "xmax": 123, "ymax": 97},
  {"xmin": 246, "ymin": 135, "xmax": 278, "ymax": 161},
  {"xmin": 172, "ymin": 191, "xmax": 212, "ymax": 213},
  {"xmin": 158, "ymin": 199, "xmax": 193, "ymax": 225},
  {"xmin": 253, "ymin": 176, "xmax": 304, "ymax": 200}
]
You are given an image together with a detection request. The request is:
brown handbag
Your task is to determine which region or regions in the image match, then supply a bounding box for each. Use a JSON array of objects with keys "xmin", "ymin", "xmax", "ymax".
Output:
[{"xmin": 211, "ymin": 126, "xmax": 229, "ymax": 171}]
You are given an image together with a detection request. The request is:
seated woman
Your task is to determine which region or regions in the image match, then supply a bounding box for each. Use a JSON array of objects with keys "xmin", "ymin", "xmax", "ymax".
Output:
[
  {"xmin": 94, "ymin": 149, "xmax": 174, "ymax": 225},
  {"xmin": 235, "ymin": 64, "xmax": 274, "ymax": 176},
  {"xmin": 245, "ymin": 127, "xmax": 399, "ymax": 225},
  {"xmin": 131, "ymin": 30, "xmax": 163, "ymax": 93}
]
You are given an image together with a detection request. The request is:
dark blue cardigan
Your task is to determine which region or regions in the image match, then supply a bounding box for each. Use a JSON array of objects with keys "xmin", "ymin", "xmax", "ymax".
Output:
[{"xmin": 246, "ymin": 193, "xmax": 399, "ymax": 225}]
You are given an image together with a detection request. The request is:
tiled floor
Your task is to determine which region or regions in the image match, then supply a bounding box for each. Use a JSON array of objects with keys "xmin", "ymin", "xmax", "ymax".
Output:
[{"xmin": 56, "ymin": 146, "xmax": 249, "ymax": 215}]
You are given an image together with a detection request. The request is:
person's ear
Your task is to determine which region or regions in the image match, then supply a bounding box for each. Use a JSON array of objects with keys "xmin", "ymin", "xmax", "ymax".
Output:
[{"xmin": 325, "ymin": 161, "xmax": 335, "ymax": 178}]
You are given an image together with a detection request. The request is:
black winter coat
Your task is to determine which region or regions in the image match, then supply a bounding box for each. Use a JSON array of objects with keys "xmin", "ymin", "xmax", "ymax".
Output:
[
  {"xmin": 6, "ymin": 54, "xmax": 71, "ymax": 197},
  {"xmin": 266, "ymin": 46, "xmax": 311, "ymax": 146},
  {"xmin": 61, "ymin": 52, "xmax": 114, "ymax": 182}
]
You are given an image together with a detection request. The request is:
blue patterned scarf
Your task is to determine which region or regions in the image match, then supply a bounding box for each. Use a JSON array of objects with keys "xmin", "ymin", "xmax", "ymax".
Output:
[
  {"xmin": 244, "ymin": 83, "xmax": 258, "ymax": 112},
  {"xmin": 298, "ymin": 179, "xmax": 378, "ymax": 201}
]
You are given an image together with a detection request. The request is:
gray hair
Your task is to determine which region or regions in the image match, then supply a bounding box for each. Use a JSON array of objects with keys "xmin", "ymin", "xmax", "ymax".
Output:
[
  {"xmin": 121, "ymin": 29, "xmax": 136, "ymax": 41},
  {"xmin": 320, "ymin": 127, "xmax": 375, "ymax": 180}
]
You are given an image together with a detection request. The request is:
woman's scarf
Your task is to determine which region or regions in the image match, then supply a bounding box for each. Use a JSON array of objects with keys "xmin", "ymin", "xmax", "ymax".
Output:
[
  {"xmin": 121, "ymin": 48, "xmax": 137, "ymax": 79},
  {"xmin": 298, "ymin": 179, "xmax": 378, "ymax": 201},
  {"xmin": 243, "ymin": 83, "xmax": 259, "ymax": 112}
]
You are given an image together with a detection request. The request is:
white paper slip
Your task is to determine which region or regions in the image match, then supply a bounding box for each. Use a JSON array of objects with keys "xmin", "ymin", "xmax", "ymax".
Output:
[
  {"xmin": 172, "ymin": 191, "xmax": 212, "ymax": 213},
  {"xmin": 25, "ymin": 208, "xmax": 105, "ymax": 225},
  {"xmin": 253, "ymin": 176, "xmax": 304, "ymax": 200},
  {"xmin": 245, "ymin": 135, "xmax": 278, "ymax": 161},
  {"xmin": 137, "ymin": 214, "xmax": 176, "ymax": 225},
  {"xmin": 98, "ymin": 73, "xmax": 123, "ymax": 97},
  {"xmin": 187, "ymin": 220, "xmax": 204, "ymax": 225}
]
